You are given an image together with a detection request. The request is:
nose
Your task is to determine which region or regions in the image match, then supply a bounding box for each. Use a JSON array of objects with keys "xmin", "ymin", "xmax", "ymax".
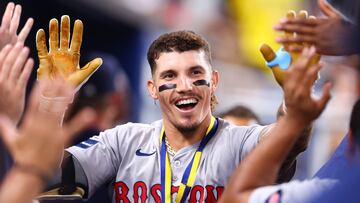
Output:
[{"xmin": 176, "ymin": 76, "xmax": 193, "ymax": 92}]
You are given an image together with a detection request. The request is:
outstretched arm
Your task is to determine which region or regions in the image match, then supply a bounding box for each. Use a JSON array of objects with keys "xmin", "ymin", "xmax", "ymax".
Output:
[
  {"xmin": 259, "ymin": 10, "xmax": 321, "ymax": 182},
  {"xmin": 219, "ymin": 47, "xmax": 331, "ymax": 203},
  {"xmin": 0, "ymin": 79, "xmax": 75, "ymax": 203}
]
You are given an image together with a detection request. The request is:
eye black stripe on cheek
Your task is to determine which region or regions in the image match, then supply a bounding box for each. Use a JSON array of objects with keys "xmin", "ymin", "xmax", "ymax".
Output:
[
  {"xmin": 193, "ymin": 79, "xmax": 210, "ymax": 87},
  {"xmin": 159, "ymin": 83, "xmax": 177, "ymax": 92}
]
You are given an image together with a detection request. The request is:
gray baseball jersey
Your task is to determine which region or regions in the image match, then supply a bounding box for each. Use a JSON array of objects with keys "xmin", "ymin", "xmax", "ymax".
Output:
[
  {"xmin": 66, "ymin": 118, "xmax": 264, "ymax": 202},
  {"xmin": 248, "ymin": 178, "xmax": 337, "ymax": 203}
]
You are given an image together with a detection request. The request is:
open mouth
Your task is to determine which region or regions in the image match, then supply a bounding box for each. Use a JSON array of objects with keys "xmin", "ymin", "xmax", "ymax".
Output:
[{"xmin": 175, "ymin": 98, "xmax": 198, "ymax": 111}]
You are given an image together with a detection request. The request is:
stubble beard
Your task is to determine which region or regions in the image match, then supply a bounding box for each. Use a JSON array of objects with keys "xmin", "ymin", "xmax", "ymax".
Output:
[{"xmin": 174, "ymin": 120, "xmax": 199, "ymax": 135}]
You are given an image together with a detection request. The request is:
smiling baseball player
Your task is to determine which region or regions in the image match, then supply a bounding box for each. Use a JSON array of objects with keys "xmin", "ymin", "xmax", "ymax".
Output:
[{"xmin": 35, "ymin": 16, "xmax": 311, "ymax": 202}]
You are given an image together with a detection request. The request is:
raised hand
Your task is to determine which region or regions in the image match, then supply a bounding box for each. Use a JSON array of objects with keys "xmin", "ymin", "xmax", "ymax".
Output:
[
  {"xmin": 0, "ymin": 43, "xmax": 33, "ymax": 125},
  {"xmin": 273, "ymin": 0, "xmax": 358, "ymax": 55},
  {"xmin": 260, "ymin": 10, "xmax": 321, "ymax": 87},
  {"xmin": 0, "ymin": 2, "xmax": 33, "ymax": 49},
  {"xmin": 36, "ymin": 15, "xmax": 102, "ymax": 94},
  {"xmin": 282, "ymin": 46, "xmax": 331, "ymax": 124},
  {"xmin": 0, "ymin": 79, "xmax": 74, "ymax": 180}
]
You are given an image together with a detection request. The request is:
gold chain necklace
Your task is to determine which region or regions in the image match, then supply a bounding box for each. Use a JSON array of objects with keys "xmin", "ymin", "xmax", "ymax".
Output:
[{"xmin": 164, "ymin": 136, "xmax": 176, "ymax": 156}]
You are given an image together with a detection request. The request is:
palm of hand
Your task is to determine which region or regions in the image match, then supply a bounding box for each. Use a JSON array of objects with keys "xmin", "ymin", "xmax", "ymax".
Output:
[
  {"xmin": 38, "ymin": 51, "xmax": 79, "ymax": 80},
  {"xmin": 0, "ymin": 31, "xmax": 17, "ymax": 49}
]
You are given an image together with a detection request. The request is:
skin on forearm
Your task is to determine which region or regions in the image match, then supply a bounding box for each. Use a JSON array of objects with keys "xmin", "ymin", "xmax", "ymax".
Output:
[
  {"xmin": 0, "ymin": 167, "xmax": 44, "ymax": 203},
  {"xmin": 275, "ymin": 103, "xmax": 313, "ymax": 182},
  {"xmin": 221, "ymin": 115, "xmax": 307, "ymax": 203}
]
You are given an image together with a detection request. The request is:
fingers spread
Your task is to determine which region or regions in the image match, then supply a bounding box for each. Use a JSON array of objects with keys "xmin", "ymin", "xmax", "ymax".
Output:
[
  {"xmin": 9, "ymin": 46, "xmax": 30, "ymax": 84},
  {"xmin": 60, "ymin": 15, "xmax": 70, "ymax": 51},
  {"xmin": 288, "ymin": 47, "xmax": 316, "ymax": 82},
  {"xmin": 70, "ymin": 19, "xmax": 83, "ymax": 55},
  {"xmin": 9, "ymin": 4, "xmax": 21, "ymax": 34},
  {"xmin": 69, "ymin": 58, "xmax": 102, "ymax": 87},
  {"xmin": 49, "ymin": 18, "xmax": 59, "ymax": 52},
  {"xmin": 277, "ymin": 35, "xmax": 315, "ymax": 44},
  {"xmin": 284, "ymin": 10, "xmax": 296, "ymax": 51},
  {"xmin": 0, "ymin": 43, "xmax": 23, "ymax": 81},
  {"xmin": 0, "ymin": 44, "xmax": 13, "ymax": 69},
  {"xmin": 1, "ymin": 2, "xmax": 14, "ymax": 29},
  {"xmin": 18, "ymin": 58, "xmax": 34, "ymax": 89},
  {"xmin": 303, "ymin": 62, "xmax": 322, "ymax": 88},
  {"xmin": 18, "ymin": 18, "xmax": 34, "ymax": 43},
  {"xmin": 36, "ymin": 29, "xmax": 48, "ymax": 57},
  {"xmin": 318, "ymin": 82, "xmax": 331, "ymax": 109}
]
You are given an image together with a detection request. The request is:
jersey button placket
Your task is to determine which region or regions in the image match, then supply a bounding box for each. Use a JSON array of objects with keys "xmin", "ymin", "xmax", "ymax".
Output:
[{"xmin": 174, "ymin": 160, "xmax": 181, "ymax": 168}]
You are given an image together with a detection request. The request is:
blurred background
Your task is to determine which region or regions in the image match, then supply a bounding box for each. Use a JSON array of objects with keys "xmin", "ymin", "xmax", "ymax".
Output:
[{"xmin": 0, "ymin": 0, "xmax": 358, "ymax": 180}]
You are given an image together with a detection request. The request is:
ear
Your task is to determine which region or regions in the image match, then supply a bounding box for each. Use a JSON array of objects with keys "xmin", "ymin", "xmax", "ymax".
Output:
[
  {"xmin": 147, "ymin": 79, "xmax": 158, "ymax": 99},
  {"xmin": 211, "ymin": 70, "xmax": 219, "ymax": 93}
]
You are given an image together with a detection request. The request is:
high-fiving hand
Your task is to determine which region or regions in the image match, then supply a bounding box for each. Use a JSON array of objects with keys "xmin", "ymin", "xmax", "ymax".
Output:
[
  {"xmin": 274, "ymin": 0, "xmax": 358, "ymax": 56},
  {"xmin": 0, "ymin": 79, "xmax": 74, "ymax": 180},
  {"xmin": 36, "ymin": 15, "xmax": 102, "ymax": 94},
  {"xmin": 282, "ymin": 46, "xmax": 330, "ymax": 125},
  {"xmin": 260, "ymin": 10, "xmax": 321, "ymax": 87},
  {"xmin": 0, "ymin": 43, "xmax": 33, "ymax": 125},
  {"xmin": 0, "ymin": 2, "xmax": 33, "ymax": 49}
]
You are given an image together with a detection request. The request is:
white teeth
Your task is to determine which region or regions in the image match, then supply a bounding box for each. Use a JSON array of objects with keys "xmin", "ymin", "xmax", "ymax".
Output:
[{"xmin": 176, "ymin": 99, "xmax": 197, "ymax": 106}]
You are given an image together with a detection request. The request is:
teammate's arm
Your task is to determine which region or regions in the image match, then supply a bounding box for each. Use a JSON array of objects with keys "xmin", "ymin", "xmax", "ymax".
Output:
[
  {"xmin": 258, "ymin": 10, "xmax": 321, "ymax": 183},
  {"xmin": 258, "ymin": 103, "xmax": 313, "ymax": 183},
  {"xmin": 219, "ymin": 47, "xmax": 331, "ymax": 203},
  {"xmin": 0, "ymin": 79, "xmax": 75, "ymax": 203}
]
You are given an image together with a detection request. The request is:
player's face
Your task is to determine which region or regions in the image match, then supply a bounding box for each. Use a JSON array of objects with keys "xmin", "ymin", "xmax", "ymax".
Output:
[{"xmin": 147, "ymin": 50, "xmax": 219, "ymax": 131}]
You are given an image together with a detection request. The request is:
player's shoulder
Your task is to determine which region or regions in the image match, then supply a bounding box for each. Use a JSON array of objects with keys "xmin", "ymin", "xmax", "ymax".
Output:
[
  {"xmin": 217, "ymin": 117, "xmax": 265, "ymax": 135},
  {"xmin": 103, "ymin": 120, "xmax": 162, "ymax": 140}
]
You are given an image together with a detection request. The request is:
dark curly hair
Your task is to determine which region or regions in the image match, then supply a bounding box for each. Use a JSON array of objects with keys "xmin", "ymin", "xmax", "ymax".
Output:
[{"xmin": 147, "ymin": 30, "xmax": 212, "ymax": 75}]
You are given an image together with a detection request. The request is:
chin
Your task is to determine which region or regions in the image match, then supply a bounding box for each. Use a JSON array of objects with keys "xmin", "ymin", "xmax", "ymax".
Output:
[{"xmin": 174, "ymin": 120, "xmax": 200, "ymax": 133}]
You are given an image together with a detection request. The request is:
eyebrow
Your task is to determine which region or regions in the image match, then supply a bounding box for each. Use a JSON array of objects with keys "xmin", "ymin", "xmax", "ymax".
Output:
[
  {"xmin": 159, "ymin": 69, "xmax": 176, "ymax": 78},
  {"xmin": 189, "ymin": 65, "xmax": 205, "ymax": 71}
]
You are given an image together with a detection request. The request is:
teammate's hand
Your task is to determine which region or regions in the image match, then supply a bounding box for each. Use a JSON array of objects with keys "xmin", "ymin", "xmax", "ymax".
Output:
[
  {"xmin": 36, "ymin": 15, "xmax": 102, "ymax": 95},
  {"xmin": 0, "ymin": 2, "xmax": 33, "ymax": 49},
  {"xmin": 260, "ymin": 10, "xmax": 321, "ymax": 87},
  {"xmin": 0, "ymin": 43, "xmax": 33, "ymax": 125},
  {"xmin": 274, "ymin": 0, "xmax": 358, "ymax": 56},
  {"xmin": 282, "ymin": 46, "xmax": 330, "ymax": 125},
  {"xmin": 0, "ymin": 79, "xmax": 75, "ymax": 179}
]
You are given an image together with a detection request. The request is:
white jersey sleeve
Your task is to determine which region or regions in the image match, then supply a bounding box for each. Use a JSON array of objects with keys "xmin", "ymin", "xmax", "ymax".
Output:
[
  {"xmin": 248, "ymin": 178, "xmax": 337, "ymax": 203},
  {"xmin": 66, "ymin": 124, "xmax": 132, "ymax": 197},
  {"xmin": 219, "ymin": 119, "xmax": 266, "ymax": 163}
]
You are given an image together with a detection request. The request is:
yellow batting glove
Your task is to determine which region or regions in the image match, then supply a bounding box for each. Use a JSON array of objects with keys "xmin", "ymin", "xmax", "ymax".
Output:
[
  {"xmin": 36, "ymin": 15, "xmax": 102, "ymax": 91},
  {"xmin": 260, "ymin": 10, "xmax": 321, "ymax": 87}
]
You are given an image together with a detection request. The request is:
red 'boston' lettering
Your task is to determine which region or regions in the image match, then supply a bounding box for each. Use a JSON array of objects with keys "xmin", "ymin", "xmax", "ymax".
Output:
[
  {"xmin": 190, "ymin": 185, "xmax": 205, "ymax": 202},
  {"xmin": 115, "ymin": 182, "xmax": 224, "ymax": 202},
  {"xmin": 205, "ymin": 185, "xmax": 225, "ymax": 202},
  {"xmin": 216, "ymin": 186, "xmax": 224, "ymax": 199},
  {"xmin": 133, "ymin": 181, "xmax": 147, "ymax": 203},
  {"xmin": 150, "ymin": 184, "xmax": 161, "ymax": 203},
  {"xmin": 171, "ymin": 185, "xmax": 179, "ymax": 195},
  {"xmin": 115, "ymin": 182, "xmax": 130, "ymax": 203}
]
